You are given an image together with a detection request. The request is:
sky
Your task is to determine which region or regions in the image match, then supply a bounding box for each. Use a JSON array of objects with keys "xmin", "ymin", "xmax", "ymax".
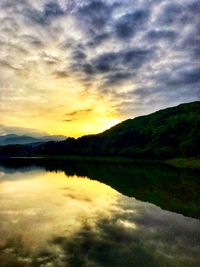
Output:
[{"xmin": 0, "ymin": 0, "xmax": 199, "ymax": 137}]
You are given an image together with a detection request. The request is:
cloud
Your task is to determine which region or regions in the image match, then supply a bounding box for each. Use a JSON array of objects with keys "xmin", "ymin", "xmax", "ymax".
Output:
[
  {"xmin": 0, "ymin": 59, "xmax": 20, "ymax": 71},
  {"xmin": 72, "ymin": 49, "xmax": 87, "ymax": 60},
  {"xmin": 21, "ymin": 34, "xmax": 44, "ymax": 47},
  {"xmin": 49, "ymin": 195, "xmax": 200, "ymax": 266},
  {"xmin": 21, "ymin": 1, "xmax": 65, "ymax": 26},
  {"xmin": 114, "ymin": 9, "xmax": 149, "ymax": 39},
  {"xmin": 64, "ymin": 108, "xmax": 94, "ymax": 122},
  {"xmin": 0, "ymin": 0, "xmax": 199, "ymax": 135},
  {"xmin": 76, "ymin": 0, "xmax": 113, "ymax": 31},
  {"xmin": 70, "ymin": 48, "xmax": 153, "ymax": 81},
  {"xmin": 86, "ymin": 32, "xmax": 110, "ymax": 48},
  {"xmin": 41, "ymin": 52, "xmax": 60, "ymax": 65},
  {"xmin": 146, "ymin": 30, "xmax": 177, "ymax": 41},
  {"xmin": 157, "ymin": 3, "xmax": 184, "ymax": 26},
  {"xmin": 53, "ymin": 70, "xmax": 69, "ymax": 79},
  {"xmin": 0, "ymin": 124, "xmax": 48, "ymax": 137},
  {"xmin": 167, "ymin": 67, "xmax": 200, "ymax": 87}
]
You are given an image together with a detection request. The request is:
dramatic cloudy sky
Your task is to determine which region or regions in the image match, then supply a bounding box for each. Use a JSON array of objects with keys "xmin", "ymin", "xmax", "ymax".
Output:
[{"xmin": 0, "ymin": 0, "xmax": 199, "ymax": 137}]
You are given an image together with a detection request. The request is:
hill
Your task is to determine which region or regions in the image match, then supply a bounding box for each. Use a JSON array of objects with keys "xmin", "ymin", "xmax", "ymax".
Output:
[
  {"xmin": 0, "ymin": 134, "xmax": 67, "ymax": 146},
  {"xmin": 0, "ymin": 101, "xmax": 200, "ymax": 159},
  {"xmin": 0, "ymin": 134, "xmax": 44, "ymax": 146},
  {"xmin": 91, "ymin": 101, "xmax": 200, "ymax": 158}
]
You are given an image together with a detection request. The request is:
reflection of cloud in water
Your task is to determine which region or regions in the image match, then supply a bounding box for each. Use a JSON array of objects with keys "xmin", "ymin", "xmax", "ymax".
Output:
[
  {"xmin": 0, "ymin": 170, "xmax": 119, "ymax": 266},
  {"xmin": 0, "ymin": 170, "xmax": 200, "ymax": 266},
  {"xmin": 50, "ymin": 197, "xmax": 200, "ymax": 267},
  {"xmin": 0, "ymin": 171, "xmax": 5, "ymax": 179}
]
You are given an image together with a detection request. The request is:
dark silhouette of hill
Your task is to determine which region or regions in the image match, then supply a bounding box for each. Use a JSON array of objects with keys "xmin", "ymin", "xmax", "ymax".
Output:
[
  {"xmin": 0, "ymin": 134, "xmax": 67, "ymax": 146},
  {"xmin": 0, "ymin": 134, "xmax": 43, "ymax": 145},
  {"xmin": 0, "ymin": 101, "xmax": 199, "ymax": 159}
]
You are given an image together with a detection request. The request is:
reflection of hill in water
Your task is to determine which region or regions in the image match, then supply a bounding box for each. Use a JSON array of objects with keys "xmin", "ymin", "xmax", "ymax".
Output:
[
  {"xmin": 1, "ymin": 158, "xmax": 200, "ymax": 219},
  {"xmin": 1, "ymin": 163, "xmax": 200, "ymax": 267}
]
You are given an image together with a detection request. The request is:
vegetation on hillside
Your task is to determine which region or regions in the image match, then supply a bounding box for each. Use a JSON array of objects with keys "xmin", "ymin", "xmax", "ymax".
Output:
[{"xmin": 0, "ymin": 101, "xmax": 199, "ymax": 159}]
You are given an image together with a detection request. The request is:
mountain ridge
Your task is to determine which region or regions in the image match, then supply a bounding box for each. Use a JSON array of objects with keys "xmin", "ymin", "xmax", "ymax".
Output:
[
  {"xmin": 0, "ymin": 134, "xmax": 67, "ymax": 146},
  {"xmin": 0, "ymin": 101, "xmax": 199, "ymax": 159}
]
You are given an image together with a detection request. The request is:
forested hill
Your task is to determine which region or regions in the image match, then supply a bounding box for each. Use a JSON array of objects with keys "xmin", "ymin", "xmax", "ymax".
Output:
[
  {"xmin": 1, "ymin": 101, "xmax": 200, "ymax": 159},
  {"xmin": 94, "ymin": 101, "xmax": 200, "ymax": 158}
]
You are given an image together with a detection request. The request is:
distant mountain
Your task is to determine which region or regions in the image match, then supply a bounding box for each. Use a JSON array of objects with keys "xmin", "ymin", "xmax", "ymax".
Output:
[
  {"xmin": 40, "ymin": 135, "xmax": 67, "ymax": 142},
  {"xmin": 0, "ymin": 134, "xmax": 67, "ymax": 146},
  {"xmin": 0, "ymin": 101, "xmax": 200, "ymax": 159}
]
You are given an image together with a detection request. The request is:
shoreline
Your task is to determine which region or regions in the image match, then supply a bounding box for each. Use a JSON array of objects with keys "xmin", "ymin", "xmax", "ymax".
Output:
[
  {"xmin": 1, "ymin": 156, "xmax": 200, "ymax": 170},
  {"xmin": 165, "ymin": 158, "xmax": 200, "ymax": 170}
]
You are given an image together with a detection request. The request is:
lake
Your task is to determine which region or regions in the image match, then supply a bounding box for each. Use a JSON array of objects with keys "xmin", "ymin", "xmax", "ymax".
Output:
[{"xmin": 0, "ymin": 159, "xmax": 200, "ymax": 267}]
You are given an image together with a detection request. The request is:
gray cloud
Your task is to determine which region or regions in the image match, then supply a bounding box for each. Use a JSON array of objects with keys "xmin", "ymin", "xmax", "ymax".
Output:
[
  {"xmin": 64, "ymin": 108, "xmax": 94, "ymax": 122},
  {"xmin": 86, "ymin": 32, "xmax": 110, "ymax": 48},
  {"xmin": 146, "ymin": 30, "xmax": 177, "ymax": 41},
  {"xmin": 157, "ymin": 3, "xmax": 185, "ymax": 26},
  {"xmin": 0, "ymin": 124, "xmax": 48, "ymax": 137},
  {"xmin": 53, "ymin": 70, "xmax": 69, "ymax": 79},
  {"xmin": 76, "ymin": 0, "xmax": 113, "ymax": 31},
  {"xmin": 0, "ymin": 0, "xmax": 199, "ymax": 122},
  {"xmin": 114, "ymin": 9, "xmax": 149, "ymax": 39},
  {"xmin": 49, "ymin": 196, "xmax": 200, "ymax": 266},
  {"xmin": 70, "ymin": 48, "xmax": 153, "ymax": 82},
  {"xmin": 22, "ymin": 1, "xmax": 65, "ymax": 25},
  {"xmin": 167, "ymin": 67, "xmax": 200, "ymax": 87},
  {"xmin": 21, "ymin": 34, "xmax": 44, "ymax": 47}
]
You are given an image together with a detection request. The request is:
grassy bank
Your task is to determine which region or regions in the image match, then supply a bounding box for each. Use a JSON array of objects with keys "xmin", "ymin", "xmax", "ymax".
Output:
[{"xmin": 166, "ymin": 158, "xmax": 200, "ymax": 170}]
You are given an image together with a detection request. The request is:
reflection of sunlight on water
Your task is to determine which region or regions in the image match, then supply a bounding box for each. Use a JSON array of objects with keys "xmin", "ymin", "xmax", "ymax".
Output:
[
  {"xmin": 0, "ymin": 169, "xmax": 200, "ymax": 267},
  {"xmin": 118, "ymin": 219, "xmax": 137, "ymax": 229},
  {"xmin": 0, "ymin": 170, "xmax": 119, "ymax": 256}
]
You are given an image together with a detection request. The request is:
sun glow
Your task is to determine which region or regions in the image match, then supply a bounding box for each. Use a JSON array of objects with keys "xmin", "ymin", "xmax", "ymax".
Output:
[
  {"xmin": 104, "ymin": 118, "xmax": 122, "ymax": 129},
  {"xmin": 0, "ymin": 61, "xmax": 122, "ymax": 137}
]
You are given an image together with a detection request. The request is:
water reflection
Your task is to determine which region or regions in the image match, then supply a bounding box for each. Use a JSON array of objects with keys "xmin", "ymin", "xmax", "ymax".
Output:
[
  {"xmin": 0, "ymin": 165, "xmax": 200, "ymax": 266},
  {"xmin": 1, "ymin": 159, "xmax": 200, "ymax": 218}
]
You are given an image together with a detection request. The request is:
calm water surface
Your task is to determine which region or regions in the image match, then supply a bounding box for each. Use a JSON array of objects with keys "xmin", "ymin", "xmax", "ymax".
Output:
[{"xmin": 0, "ymin": 162, "xmax": 200, "ymax": 267}]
